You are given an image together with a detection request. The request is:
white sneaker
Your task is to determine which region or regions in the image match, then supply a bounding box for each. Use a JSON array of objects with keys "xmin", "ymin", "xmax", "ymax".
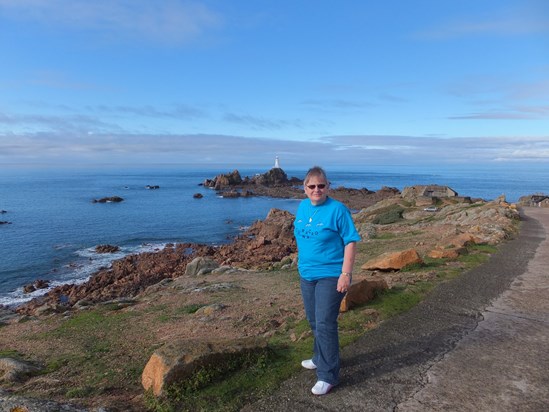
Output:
[
  {"xmin": 311, "ymin": 380, "xmax": 333, "ymax": 395},
  {"xmin": 301, "ymin": 359, "xmax": 317, "ymax": 370}
]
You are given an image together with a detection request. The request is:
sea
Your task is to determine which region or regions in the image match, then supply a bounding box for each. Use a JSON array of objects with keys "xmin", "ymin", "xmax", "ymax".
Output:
[{"xmin": 1, "ymin": 163, "xmax": 548, "ymax": 307}]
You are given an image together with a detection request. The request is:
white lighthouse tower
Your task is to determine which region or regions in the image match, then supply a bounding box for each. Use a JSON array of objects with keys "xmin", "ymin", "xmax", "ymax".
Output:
[{"xmin": 274, "ymin": 156, "xmax": 281, "ymax": 169}]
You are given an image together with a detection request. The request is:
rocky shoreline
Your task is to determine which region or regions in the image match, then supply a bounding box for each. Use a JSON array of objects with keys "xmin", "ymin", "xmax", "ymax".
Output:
[
  {"xmin": 10, "ymin": 168, "xmax": 402, "ymax": 317},
  {"xmin": 2, "ymin": 167, "xmax": 528, "ymax": 318}
]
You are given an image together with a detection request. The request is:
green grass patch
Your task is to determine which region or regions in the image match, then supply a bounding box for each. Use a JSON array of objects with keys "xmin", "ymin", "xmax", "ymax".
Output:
[
  {"xmin": 175, "ymin": 303, "xmax": 207, "ymax": 315},
  {"xmin": 371, "ymin": 232, "xmax": 397, "ymax": 240},
  {"xmin": 469, "ymin": 244, "xmax": 498, "ymax": 254},
  {"xmin": 32, "ymin": 307, "xmax": 154, "ymax": 398},
  {"xmin": 400, "ymin": 262, "xmax": 424, "ymax": 272},
  {"xmin": 66, "ymin": 386, "xmax": 95, "ymax": 398},
  {"xmin": 143, "ymin": 302, "xmax": 208, "ymax": 322},
  {"xmin": 366, "ymin": 284, "xmax": 428, "ymax": 319},
  {"xmin": 0, "ymin": 349, "xmax": 21, "ymax": 359},
  {"xmin": 371, "ymin": 205, "xmax": 405, "ymax": 225}
]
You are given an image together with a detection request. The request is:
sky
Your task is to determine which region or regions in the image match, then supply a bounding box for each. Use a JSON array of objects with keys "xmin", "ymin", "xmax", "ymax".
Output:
[{"xmin": 1, "ymin": 0, "xmax": 548, "ymax": 169}]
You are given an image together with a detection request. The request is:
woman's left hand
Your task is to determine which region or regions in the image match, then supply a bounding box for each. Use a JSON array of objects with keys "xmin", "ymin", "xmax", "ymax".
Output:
[{"xmin": 337, "ymin": 274, "xmax": 351, "ymax": 293}]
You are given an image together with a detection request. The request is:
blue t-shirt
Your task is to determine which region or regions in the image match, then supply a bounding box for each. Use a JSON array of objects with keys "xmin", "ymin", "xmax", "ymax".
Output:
[{"xmin": 294, "ymin": 197, "xmax": 361, "ymax": 280}]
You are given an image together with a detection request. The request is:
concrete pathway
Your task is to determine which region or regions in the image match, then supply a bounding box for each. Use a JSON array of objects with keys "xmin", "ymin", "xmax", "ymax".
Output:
[
  {"xmin": 397, "ymin": 207, "xmax": 549, "ymax": 411},
  {"xmin": 244, "ymin": 208, "xmax": 549, "ymax": 411}
]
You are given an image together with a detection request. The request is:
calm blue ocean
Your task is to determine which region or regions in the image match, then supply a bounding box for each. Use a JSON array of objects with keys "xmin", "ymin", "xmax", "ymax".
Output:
[{"xmin": 1, "ymin": 164, "xmax": 547, "ymax": 306}]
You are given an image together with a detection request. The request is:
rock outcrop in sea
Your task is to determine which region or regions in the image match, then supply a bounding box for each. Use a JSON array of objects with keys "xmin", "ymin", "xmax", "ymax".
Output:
[
  {"xmin": 202, "ymin": 167, "xmax": 401, "ymax": 209},
  {"xmin": 92, "ymin": 196, "xmax": 124, "ymax": 203}
]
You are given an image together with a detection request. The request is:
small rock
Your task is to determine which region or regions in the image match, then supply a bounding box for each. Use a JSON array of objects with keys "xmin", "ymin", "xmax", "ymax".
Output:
[
  {"xmin": 195, "ymin": 303, "xmax": 226, "ymax": 316},
  {"xmin": 0, "ymin": 358, "xmax": 42, "ymax": 383},
  {"xmin": 22, "ymin": 279, "xmax": 50, "ymax": 294},
  {"xmin": 95, "ymin": 244, "xmax": 120, "ymax": 253},
  {"xmin": 92, "ymin": 196, "xmax": 124, "ymax": 203}
]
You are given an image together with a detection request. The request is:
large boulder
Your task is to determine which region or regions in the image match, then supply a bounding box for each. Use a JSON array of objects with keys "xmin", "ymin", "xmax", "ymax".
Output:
[
  {"xmin": 340, "ymin": 276, "xmax": 388, "ymax": 312},
  {"xmin": 361, "ymin": 249, "xmax": 423, "ymax": 271},
  {"xmin": 141, "ymin": 337, "xmax": 268, "ymax": 396},
  {"xmin": 185, "ymin": 257, "xmax": 219, "ymax": 276},
  {"xmin": 427, "ymin": 247, "xmax": 464, "ymax": 260},
  {"xmin": 0, "ymin": 358, "xmax": 41, "ymax": 383},
  {"xmin": 248, "ymin": 208, "xmax": 295, "ymax": 243},
  {"xmin": 22, "ymin": 279, "xmax": 50, "ymax": 294}
]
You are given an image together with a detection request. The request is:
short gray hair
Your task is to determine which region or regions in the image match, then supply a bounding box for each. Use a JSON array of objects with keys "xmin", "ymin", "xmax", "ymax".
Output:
[{"xmin": 304, "ymin": 166, "xmax": 328, "ymax": 186}]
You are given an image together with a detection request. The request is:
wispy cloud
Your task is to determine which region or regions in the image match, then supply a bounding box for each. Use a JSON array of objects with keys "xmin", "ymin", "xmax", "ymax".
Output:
[
  {"xmin": 223, "ymin": 113, "xmax": 306, "ymax": 131},
  {"xmin": 0, "ymin": 111, "xmax": 121, "ymax": 133},
  {"xmin": 415, "ymin": 2, "xmax": 549, "ymax": 40},
  {"xmin": 0, "ymin": 0, "xmax": 223, "ymax": 45},
  {"xmin": 321, "ymin": 135, "xmax": 549, "ymax": 163},
  {"xmin": 0, "ymin": 103, "xmax": 208, "ymax": 135},
  {"xmin": 301, "ymin": 99, "xmax": 374, "ymax": 110},
  {"xmin": 449, "ymin": 112, "xmax": 526, "ymax": 120},
  {"xmin": 447, "ymin": 76, "xmax": 549, "ymax": 121},
  {"xmin": 89, "ymin": 104, "xmax": 207, "ymax": 120}
]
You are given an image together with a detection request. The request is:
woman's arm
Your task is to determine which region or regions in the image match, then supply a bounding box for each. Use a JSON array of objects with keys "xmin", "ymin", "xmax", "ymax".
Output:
[{"xmin": 337, "ymin": 242, "xmax": 356, "ymax": 293}]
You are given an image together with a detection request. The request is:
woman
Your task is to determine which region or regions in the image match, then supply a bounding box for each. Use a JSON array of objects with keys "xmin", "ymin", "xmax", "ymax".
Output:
[{"xmin": 293, "ymin": 166, "xmax": 361, "ymax": 395}]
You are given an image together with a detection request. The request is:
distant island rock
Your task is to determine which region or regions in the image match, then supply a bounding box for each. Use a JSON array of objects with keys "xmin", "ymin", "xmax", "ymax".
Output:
[
  {"xmin": 92, "ymin": 196, "xmax": 124, "ymax": 203},
  {"xmin": 202, "ymin": 168, "xmax": 303, "ymax": 200},
  {"xmin": 202, "ymin": 167, "xmax": 401, "ymax": 210},
  {"xmin": 203, "ymin": 168, "xmax": 301, "ymax": 191},
  {"xmin": 0, "ymin": 221, "xmax": 11, "ymax": 225},
  {"xmin": 193, "ymin": 193, "xmax": 203, "ymax": 199},
  {"xmin": 95, "ymin": 244, "xmax": 120, "ymax": 254},
  {"xmin": 22, "ymin": 279, "xmax": 50, "ymax": 294}
]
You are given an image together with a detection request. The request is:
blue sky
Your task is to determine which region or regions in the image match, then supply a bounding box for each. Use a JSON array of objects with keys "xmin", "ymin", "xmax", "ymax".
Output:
[{"xmin": 1, "ymin": 0, "xmax": 548, "ymax": 168}]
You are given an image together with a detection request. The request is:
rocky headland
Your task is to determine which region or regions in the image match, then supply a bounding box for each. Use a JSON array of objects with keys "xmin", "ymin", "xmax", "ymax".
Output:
[
  {"xmin": 0, "ymin": 172, "xmax": 532, "ymax": 411},
  {"xmin": 202, "ymin": 167, "xmax": 401, "ymax": 210}
]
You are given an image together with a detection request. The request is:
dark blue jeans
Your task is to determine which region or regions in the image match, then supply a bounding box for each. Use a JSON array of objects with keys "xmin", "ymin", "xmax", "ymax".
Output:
[{"xmin": 300, "ymin": 277, "xmax": 346, "ymax": 385}]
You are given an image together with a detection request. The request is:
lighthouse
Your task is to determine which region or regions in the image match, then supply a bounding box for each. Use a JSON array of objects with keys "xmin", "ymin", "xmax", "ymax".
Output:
[{"xmin": 274, "ymin": 156, "xmax": 281, "ymax": 169}]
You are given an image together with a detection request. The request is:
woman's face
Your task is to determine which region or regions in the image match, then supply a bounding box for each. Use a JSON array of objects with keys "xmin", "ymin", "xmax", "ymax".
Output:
[{"xmin": 304, "ymin": 175, "xmax": 329, "ymax": 205}]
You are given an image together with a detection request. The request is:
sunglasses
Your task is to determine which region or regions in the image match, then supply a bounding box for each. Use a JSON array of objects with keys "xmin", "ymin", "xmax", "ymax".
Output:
[{"xmin": 306, "ymin": 184, "xmax": 327, "ymax": 190}]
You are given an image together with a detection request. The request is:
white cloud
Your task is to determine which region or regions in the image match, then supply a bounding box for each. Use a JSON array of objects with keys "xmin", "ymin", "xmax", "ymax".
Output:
[
  {"xmin": 223, "ymin": 113, "xmax": 306, "ymax": 131},
  {"xmin": 415, "ymin": 1, "xmax": 549, "ymax": 39},
  {"xmin": 0, "ymin": 0, "xmax": 223, "ymax": 45}
]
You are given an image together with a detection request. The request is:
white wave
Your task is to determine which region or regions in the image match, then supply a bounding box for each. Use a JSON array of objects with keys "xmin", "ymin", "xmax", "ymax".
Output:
[{"xmin": 0, "ymin": 242, "xmax": 171, "ymax": 307}]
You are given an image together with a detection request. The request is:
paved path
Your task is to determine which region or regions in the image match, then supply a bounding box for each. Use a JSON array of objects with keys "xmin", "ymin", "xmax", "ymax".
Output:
[{"xmin": 244, "ymin": 207, "xmax": 549, "ymax": 411}]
